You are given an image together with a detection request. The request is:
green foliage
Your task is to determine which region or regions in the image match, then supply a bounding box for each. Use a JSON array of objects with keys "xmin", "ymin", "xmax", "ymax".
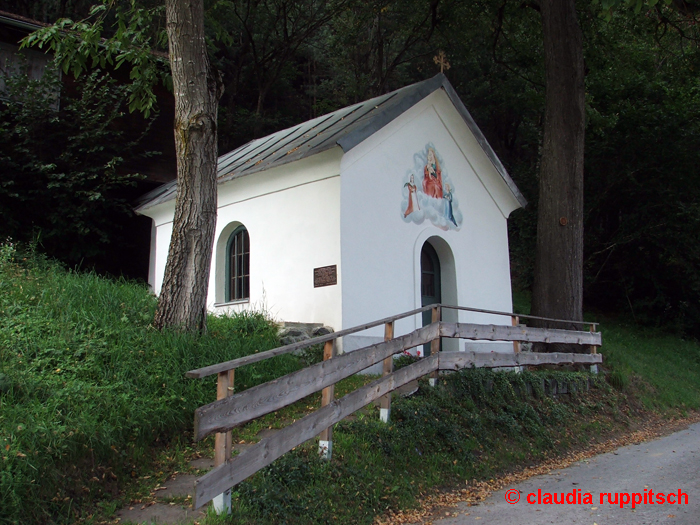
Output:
[
  {"xmin": 206, "ymin": 0, "xmax": 350, "ymax": 150},
  {"xmin": 393, "ymin": 352, "xmax": 420, "ymax": 370},
  {"xmin": 21, "ymin": 1, "xmax": 170, "ymax": 117},
  {"xmin": 0, "ymin": 1, "xmax": 95, "ymax": 23},
  {"xmin": 608, "ymin": 369, "xmax": 629, "ymax": 391},
  {"xmin": 296, "ymin": 344, "xmax": 325, "ymax": 368},
  {"xmin": 595, "ymin": 0, "xmax": 673, "ymax": 21},
  {"xmin": 0, "ymin": 244, "xmax": 296, "ymax": 524},
  {"xmin": 315, "ymin": 0, "xmax": 440, "ymax": 101},
  {"xmin": 583, "ymin": 9, "xmax": 700, "ymax": 335},
  {"xmin": 601, "ymin": 318, "xmax": 700, "ymax": 409},
  {"xmin": 0, "ymin": 62, "xmax": 156, "ymax": 267},
  {"xmin": 226, "ymin": 368, "xmax": 608, "ymax": 524},
  {"xmin": 14, "ymin": 0, "xmax": 700, "ymax": 335}
]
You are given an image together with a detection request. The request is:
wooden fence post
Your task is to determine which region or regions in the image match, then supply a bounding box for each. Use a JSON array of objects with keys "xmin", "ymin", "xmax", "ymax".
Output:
[
  {"xmin": 429, "ymin": 306, "xmax": 440, "ymax": 386},
  {"xmin": 379, "ymin": 321, "xmax": 395, "ymax": 423},
  {"xmin": 589, "ymin": 324, "xmax": 598, "ymax": 374},
  {"xmin": 512, "ymin": 316, "xmax": 520, "ymax": 353},
  {"xmin": 318, "ymin": 340, "xmax": 336, "ymax": 460},
  {"xmin": 213, "ymin": 369, "xmax": 234, "ymax": 514}
]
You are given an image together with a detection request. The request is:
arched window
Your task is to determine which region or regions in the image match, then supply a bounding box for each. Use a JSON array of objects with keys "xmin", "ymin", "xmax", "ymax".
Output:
[{"xmin": 226, "ymin": 226, "xmax": 250, "ymax": 302}]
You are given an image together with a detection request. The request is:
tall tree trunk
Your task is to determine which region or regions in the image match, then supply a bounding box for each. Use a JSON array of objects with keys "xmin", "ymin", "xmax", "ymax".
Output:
[
  {"xmin": 531, "ymin": 0, "xmax": 586, "ymax": 347},
  {"xmin": 154, "ymin": 0, "xmax": 221, "ymax": 331}
]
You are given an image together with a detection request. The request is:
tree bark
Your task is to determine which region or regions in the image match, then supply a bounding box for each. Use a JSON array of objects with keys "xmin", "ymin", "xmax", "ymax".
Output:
[
  {"xmin": 531, "ymin": 0, "xmax": 586, "ymax": 349},
  {"xmin": 154, "ymin": 0, "xmax": 221, "ymax": 331}
]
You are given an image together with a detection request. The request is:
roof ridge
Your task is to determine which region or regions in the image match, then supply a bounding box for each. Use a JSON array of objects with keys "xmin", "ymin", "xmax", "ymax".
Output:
[{"xmin": 136, "ymin": 73, "xmax": 526, "ymax": 213}]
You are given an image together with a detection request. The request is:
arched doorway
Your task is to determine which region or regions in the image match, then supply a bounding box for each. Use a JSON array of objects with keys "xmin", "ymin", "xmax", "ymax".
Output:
[{"xmin": 421, "ymin": 242, "xmax": 441, "ymax": 356}]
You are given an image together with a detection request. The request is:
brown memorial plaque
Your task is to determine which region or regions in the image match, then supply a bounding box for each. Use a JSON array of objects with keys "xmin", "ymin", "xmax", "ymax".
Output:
[{"xmin": 314, "ymin": 265, "xmax": 337, "ymax": 287}]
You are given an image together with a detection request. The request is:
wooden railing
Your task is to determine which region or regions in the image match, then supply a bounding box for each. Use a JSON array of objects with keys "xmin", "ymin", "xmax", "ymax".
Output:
[{"xmin": 186, "ymin": 304, "xmax": 602, "ymax": 512}]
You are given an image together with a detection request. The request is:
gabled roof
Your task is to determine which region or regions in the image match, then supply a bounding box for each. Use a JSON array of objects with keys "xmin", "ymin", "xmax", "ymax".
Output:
[{"xmin": 136, "ymin": 73, "xmax": 526, "ymax": 211}]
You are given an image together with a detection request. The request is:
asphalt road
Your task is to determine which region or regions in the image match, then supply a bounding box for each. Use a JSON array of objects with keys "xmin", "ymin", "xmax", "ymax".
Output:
[{"xmin": 419, "ymin": 422, "xmax": 700, "ymax": 524}]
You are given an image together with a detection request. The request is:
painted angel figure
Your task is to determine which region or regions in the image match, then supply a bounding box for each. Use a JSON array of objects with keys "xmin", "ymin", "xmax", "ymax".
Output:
[
  {"xmin": 422, "ymin": 147, "xmax": 443, "ymax": 199},
  {"xmin": 403, "ymin": 173, "xmax": 420, "ymax": 217},
  {"xmin": 443, "ymin": 183, "xmax": 458, "ymax": 227}
]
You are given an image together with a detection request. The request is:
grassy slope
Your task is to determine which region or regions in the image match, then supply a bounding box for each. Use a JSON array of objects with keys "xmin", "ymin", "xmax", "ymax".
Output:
[
  {"xmin": 2, "ymin": 247, "xmax": 700, "ymax": 525},
  {"xmin": 601, "ymin": 321, "xmax": 700, "ymax": 411},
  {"xmin": 514, "ymin": 289, "xmax": 700, "ymax": 411},
  {"xmin": 0, "ymin": 248, "xmax": 299, "ymax": 525}
]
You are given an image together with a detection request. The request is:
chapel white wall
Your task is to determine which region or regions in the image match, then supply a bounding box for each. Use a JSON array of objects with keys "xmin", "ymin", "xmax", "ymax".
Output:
[
  {"xmin": 145, "ymin": 149, "xmax": 343, "ymax": 331},
  {"xmin": 339, "ymin": 89, "xmax": 518, "ymax": 353},
  {"xmin": 147, "ymin": 201, "xmax": 175, "ymax": 295}
]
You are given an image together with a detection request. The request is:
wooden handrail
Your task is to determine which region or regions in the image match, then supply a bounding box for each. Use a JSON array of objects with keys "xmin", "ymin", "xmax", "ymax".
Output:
[
  {"xmin": 439, "ymin": 323, "xmax": 601, "ymax": 346},
  {"xmin": 442, "ymin": 304, "xmax": 598, "ymax": 330},
  {"xmin": 192, "ymin": 345, "xmax": 604, "ymax": 508},
  {"xmin": 186, "ymin": 304, "xmax": 439, "ymax": 379},
  {"xmin": 186, "ymin": 304, "xmax": 599, "ymax": 378},
  {"xmin": 193, "ymin": 323, "xmax": 440, "ymax": 440}
]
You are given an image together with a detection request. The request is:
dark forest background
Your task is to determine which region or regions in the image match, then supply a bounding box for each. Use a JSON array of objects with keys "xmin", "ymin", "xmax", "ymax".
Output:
[{"xmin": 2, "ymin": 0, "xmax": 699, "ymax": 334}]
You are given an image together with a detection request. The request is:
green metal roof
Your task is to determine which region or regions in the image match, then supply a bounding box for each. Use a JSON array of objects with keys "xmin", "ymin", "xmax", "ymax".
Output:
[{"xmin": 136, "ymin": 74, "xmax": 526, "ymax": 212}]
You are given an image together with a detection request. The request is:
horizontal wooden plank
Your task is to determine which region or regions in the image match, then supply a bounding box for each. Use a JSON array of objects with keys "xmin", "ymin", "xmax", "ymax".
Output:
[
  {"xmin": 193, "ymin": 354, "xmax": 439, "ymax": 508},
  {"xmin": 186, "ymin": 304, "xmax": 438, "ymax": 378},
  {"xmin": 440, "ymin": 322, "xmax": 602, "ymax": 346},
  {"xmin": 193, "ymin": 323, "xmax": 440, "ymax": 441},
  {"xmin": 438, "ymin": 351, "xmax": 603, "ymax": 370},
  {"xmin": 442, "ymin": 305, "xmax": 598, "ymax": 330}
]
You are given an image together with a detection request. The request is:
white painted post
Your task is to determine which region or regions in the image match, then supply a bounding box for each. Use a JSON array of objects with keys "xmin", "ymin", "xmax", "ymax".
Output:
[
  {"xmin": 511, "ymin": 316, "xmax": 524, "ymax": 373},
  {"xmin": 428, "ymin": 306, "xmax": 440, "ymax": 387},
  {"xmin": 318, "ymin": 439, "xmax": 332, "ymax": 460},
  {"xmin": 379, "ymin": 321, "xmax": 394, "ymax": 423},
  {"xmin": 589, "ymin": 324, "xmax": 598, "ymax": 374},
  {"xmin": 318, "ymin": 340, "xmax": 336, "ymax": 459},
  {"xmin": 213, "ymin": 369, "xmax": 234, "ymax": 514}
]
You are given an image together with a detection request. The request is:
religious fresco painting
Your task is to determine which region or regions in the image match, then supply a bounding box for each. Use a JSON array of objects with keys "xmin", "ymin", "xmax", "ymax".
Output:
[{"xmin": 401, "ymin": 144, "xmax": 462, "ymax": 230}]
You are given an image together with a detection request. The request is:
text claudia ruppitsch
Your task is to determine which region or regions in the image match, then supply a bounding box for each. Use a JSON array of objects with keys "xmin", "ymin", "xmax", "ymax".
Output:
[{"xmin": 521, "ymin": 489, "xmax": 689, "ymax": 508}]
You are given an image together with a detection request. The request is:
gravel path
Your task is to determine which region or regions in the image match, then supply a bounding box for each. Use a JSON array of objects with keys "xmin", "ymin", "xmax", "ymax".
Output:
[{"xmin": 410, "ymin": 422, "xmax": 700, "ymax": 524}]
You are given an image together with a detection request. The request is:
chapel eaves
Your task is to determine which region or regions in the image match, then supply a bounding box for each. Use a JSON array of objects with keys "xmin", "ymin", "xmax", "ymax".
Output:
[{"xmin": 136, "ymin": 73, "xmax": 526, "ymax": 213}]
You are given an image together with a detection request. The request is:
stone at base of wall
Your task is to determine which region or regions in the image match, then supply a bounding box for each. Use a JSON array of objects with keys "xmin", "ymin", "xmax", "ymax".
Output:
[{"xmin": 278, "ymin": 322, "xmax": 334, "ymax": 347}]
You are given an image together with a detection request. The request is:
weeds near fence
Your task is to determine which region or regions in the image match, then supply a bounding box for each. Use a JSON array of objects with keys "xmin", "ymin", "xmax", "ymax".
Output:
[{"xmin": 223, "ymin": 368, "xmax": 613, "ymax": 525}]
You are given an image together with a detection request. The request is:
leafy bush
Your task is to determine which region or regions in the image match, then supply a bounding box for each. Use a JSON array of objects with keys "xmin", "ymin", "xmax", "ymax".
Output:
[
  {"xmin": 0, "ymin": 243, "xmax": 297, "ymax": 524},
  {"xmin": 0, "ymin": 61, "xmax": 156, "ymax": 269}
]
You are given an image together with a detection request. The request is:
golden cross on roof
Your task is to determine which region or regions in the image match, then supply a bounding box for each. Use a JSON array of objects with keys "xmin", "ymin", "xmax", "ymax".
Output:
[{"xmin": 433, "ymin": 51, "xmax": 451, "ymax": 74}]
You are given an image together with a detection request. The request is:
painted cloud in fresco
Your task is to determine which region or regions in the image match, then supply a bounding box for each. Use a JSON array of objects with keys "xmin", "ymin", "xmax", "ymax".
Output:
[{"xmin": 400, "ymin": 144, "xmax": 462, "ymax": 231}]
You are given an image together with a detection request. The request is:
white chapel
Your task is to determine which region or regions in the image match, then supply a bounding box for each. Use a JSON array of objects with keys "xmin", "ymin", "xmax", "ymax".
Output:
[{"xmin": 137, "ymin": 73, "xmax": 527, "ymax": 355}]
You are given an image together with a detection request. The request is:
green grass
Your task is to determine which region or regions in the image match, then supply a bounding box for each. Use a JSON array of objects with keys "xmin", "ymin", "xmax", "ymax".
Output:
[
  {"xmin": 221, "ymin": 370, "xmax": 615, "ymax": 525},
  {"xmin": 600, "ymin": 320, "xmax": 700, "ymax": 411},
  {"xmin": 513, "ymin": 289, "xmax": 700, "ymax": 412},
  {"xmin": 0, "ymin": 244, "xmax": 300, "ymax": 525},
  {"xmin": 3, "ymin": 245, "xmax": 700, "ymax": 525}
]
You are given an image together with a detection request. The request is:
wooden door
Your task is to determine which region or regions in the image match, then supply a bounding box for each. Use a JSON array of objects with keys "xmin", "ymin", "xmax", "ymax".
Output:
[{"xmin": 421, "ymin": 242, "xmax": 441, "ymax": 356}]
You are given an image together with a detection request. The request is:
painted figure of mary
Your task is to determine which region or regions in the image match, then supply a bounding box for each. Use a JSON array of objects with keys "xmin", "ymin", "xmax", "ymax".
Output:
[
  {"xmin": 422, "ymin": 147, "xmax": 443, "ymax": 199},
  {"xmin": 403, "ymin": 174, "xmax": 420, "ymax": 217},
  {"xmin": 444, "ymin": 183, "xmax": 458, "ymax": 227}
]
